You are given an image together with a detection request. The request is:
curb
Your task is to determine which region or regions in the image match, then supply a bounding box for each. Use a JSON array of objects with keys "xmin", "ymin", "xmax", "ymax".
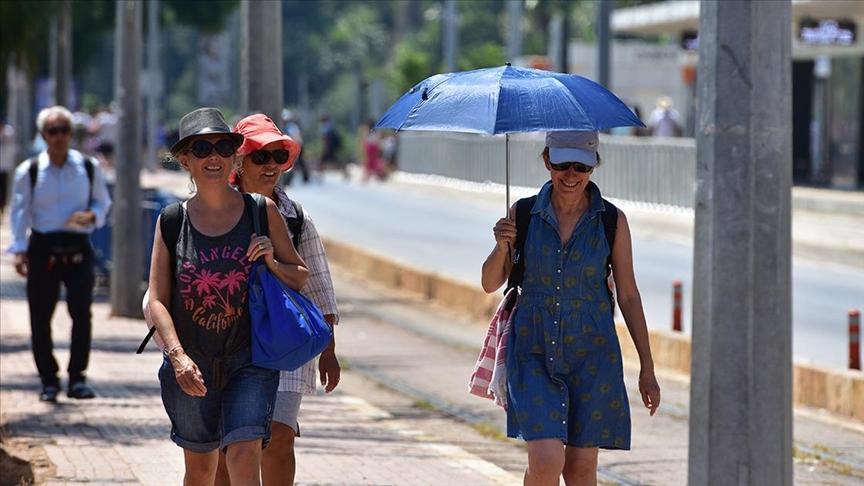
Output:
[{"xmin": 322, "ymin": 237, "xmax": 864, "ymax": 423}]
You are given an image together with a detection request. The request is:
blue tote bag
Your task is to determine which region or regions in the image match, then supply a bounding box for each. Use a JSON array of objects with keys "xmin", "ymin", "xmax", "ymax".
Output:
[{"xmin": 246, "ymin": 193, "xmax": 333, "ymax": 371}]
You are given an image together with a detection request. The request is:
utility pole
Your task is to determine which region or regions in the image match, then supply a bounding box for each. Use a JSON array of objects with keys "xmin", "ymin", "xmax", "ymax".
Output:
[
  {"xmin": 507, "ymin": 0, "xmax": 522, "ymax": 63},
  {"xmin": 442, "ymin": 0, "xmax": 458, "ymax": 72},
  {"xmin": 241, "ymin": 0, "xmax": 283, "ymax": 122},
  {"xmin": 689, "ymin": 1, "xmax": 793, "ymax": 485},
  {"xmin": 146, "ymin": 0, "xmax": 160, "ymax": 171},
  {"xmin": 596, "ymin": 0, "xmax": 611, "ymax": 88},
  {"xmin": 549, "ymin": 8, "xmax": 569, "ymax": 73},
  {"xmin": 52, "ymin": 0, "xmax": 72, "ymax": 106},
  {"xmin": 111, "ymin": 0, "xmax": 144, "ymax": 318}
]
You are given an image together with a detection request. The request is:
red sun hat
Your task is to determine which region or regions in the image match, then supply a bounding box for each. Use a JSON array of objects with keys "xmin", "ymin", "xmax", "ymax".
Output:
[{"xmin": 233, "ymin": 113, "xmax": 301, "ymax": 169}]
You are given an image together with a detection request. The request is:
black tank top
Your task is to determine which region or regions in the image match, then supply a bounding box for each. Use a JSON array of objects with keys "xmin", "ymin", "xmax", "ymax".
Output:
[{"xmin": 171, "ymin": 194, "xmax": 255, "ymax": 362}]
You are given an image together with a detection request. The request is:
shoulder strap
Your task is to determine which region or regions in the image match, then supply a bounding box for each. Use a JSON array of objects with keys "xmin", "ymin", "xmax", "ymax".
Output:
[
  {"xmin": 28, "ymin": 157, "xmax": 38, "ymax": 197},
  {"xmin": 601, "ymin": 198, "xmax": 618, "ymax": 267},
  {"xmin": 601, "ymin": 198, "xmax": 619, "ymax": 311},
  {"xmin": 160, "ymin": 202, "xmax": 184, "ymax": 268},
  {"xmin": 28, "ymin": 156, "xmax": 95, "ymax": 209},
  {"xmin": 249, "ymin": 193, "xmax": 269, "ymax": 237},
  {"xmin": 505, "ymin": 195, "xmax": 537, "ymax": 293},
  {"xmin": 84, "ymin": 157, "xmax": 95, "ymax": 209},
  {"xmin": 286, "ymin": 200, "xmax": 304, "ymax": 249},
  {"xmin": 137, "ymin": 201, "xmax": 183, "ymax": 354}
]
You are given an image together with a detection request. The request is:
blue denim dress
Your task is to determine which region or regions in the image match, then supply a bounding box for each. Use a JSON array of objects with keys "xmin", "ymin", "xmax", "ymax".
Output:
[{"xmin": 506, "ymin": 181, "xmax": 631, "ymax": 449}]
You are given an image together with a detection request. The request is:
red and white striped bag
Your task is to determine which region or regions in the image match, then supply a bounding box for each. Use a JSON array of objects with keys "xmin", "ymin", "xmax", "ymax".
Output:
[{"xmin": 468, "ymin": 288, "xmax": 517, "ymax": 409}]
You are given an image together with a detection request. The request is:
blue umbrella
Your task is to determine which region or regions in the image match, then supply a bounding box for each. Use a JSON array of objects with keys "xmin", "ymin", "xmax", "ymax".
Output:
[{"xmin": 376, "ymin": 64, "xmax": 644, "ymax": 213}]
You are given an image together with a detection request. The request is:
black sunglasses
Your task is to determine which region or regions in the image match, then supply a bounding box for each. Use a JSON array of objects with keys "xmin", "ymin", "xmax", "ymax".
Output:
[
  {"xmin": 550, "ymin": 161, "xmax": 593, "ymax": 173},
  {"xmin": 188, "ymin": 138, "xmax": 237, "ymax": 158},
  {"xmin": 249, "ymin": 149, "xmax": 290, "ymax": 166},
  {"xmin": 44, "ymin": 125, "xmax": 72, "ymax": 136}
]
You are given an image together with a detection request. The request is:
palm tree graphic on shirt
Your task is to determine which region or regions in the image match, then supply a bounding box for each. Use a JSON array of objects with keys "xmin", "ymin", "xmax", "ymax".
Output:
[{"xmin": 181, "ymin": 262, "xmax": 249, "ymax": 326}]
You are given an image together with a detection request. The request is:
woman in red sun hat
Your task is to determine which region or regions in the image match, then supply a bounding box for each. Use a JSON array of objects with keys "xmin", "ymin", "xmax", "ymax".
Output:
[{"xmin": 213, "ymin": 113, "xmax": 341, "ymax": 486}]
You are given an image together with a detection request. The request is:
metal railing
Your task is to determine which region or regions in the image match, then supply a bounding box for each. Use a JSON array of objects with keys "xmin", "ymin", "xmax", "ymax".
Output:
[{"xmin": 396, "ymin": 131, "xmax": 697, "ymax": 208}]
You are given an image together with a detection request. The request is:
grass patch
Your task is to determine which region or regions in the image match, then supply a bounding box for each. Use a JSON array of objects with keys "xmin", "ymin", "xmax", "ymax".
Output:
[{"xmin": 469, "ymin": 421, "xmax": 508, "ymax": 442}]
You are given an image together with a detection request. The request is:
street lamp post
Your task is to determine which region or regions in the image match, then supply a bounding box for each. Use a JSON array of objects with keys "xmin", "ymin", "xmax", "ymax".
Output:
[
  {"xmin": 689, "ymin": 1, "xmax": 793, "ymax": 484},
  {"xmin": 111, "ymin": 0, "xmax": 144, "ymax": 318},
  {"xmin": 241, "ymin": 0, "xmax": 283, "ymax": 122}
]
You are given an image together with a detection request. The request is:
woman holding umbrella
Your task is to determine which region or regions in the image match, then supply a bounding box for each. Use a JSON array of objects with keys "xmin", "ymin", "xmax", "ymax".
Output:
[{"xmin": 481, "ymin": 131, "xmax": 660, "ymax": 485}]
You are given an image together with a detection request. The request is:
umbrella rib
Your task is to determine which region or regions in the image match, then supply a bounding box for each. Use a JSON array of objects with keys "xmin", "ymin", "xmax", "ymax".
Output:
[
  {"xmin": 550, "ymin": 76, "xmax": 596, "ymax": 131},
  {"xmin": 403, "ymin": 74, "xmax": 460, "ymax": 131}
]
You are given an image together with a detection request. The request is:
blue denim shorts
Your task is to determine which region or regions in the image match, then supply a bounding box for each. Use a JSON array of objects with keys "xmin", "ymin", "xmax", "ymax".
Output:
[{"xmin": 159, "ymin": 350, "xmax": 280, "ymax": 453}]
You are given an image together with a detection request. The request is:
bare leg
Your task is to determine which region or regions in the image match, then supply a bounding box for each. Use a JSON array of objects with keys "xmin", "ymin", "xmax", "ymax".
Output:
[
  {"xmin": 214, "ymin": 450, "xmax": 230, "ymax": 486},
  {"xmin": 562, "ymin": 446, "xmax": 599, "ymax": 486},
  {"xmin": 183, "ymin": 449, "xmax": 219, "ymax": 486},
  {"xmin": 225, "ymin": 439, "xmax": 264, "ymax": 486},
  {"xmin": 525, "ymin": 439, "xmax": 565, "ymax": 486},
  {"xmin": 262, "ymin": 422, "xmax": 297, "ymax": 486}
]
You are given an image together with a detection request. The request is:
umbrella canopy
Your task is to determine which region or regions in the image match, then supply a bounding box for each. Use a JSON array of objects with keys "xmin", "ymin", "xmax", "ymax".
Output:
[{"xmin": 376, "ymin": 64, "xmax": 644, "ymax": 134}]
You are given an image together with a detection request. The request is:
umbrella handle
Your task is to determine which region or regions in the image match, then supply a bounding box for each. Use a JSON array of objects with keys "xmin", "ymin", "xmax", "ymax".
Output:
[{"xmin": 505, "ymin": 133, "xmax": 510, "ymax": 217}]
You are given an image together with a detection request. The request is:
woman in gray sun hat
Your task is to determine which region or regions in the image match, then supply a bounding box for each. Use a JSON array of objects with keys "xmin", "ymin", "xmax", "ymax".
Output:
[
  {"xmin": 481, "ymin": 130, "xmax": 660, "ymax": 485},
  {"xmin": 146, "ymin": 107, "xmax": 310, "ymax": 484}
]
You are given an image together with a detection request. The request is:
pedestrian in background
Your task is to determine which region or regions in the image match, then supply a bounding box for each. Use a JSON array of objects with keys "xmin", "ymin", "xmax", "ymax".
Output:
[
  {"xmin": 212, "ymin": 113, "xmax": 341, "ymax": 486},
  {"xmin": 481, "ymin": 131, "xmax": 660, "ymax": 485},
  {"xmin": 7, "ymin": 105, "xmax": 112, "ymax": 402},
  {"xmin": 146, "ymin": 107, "xmax": 309, "ymax": 485},
  {"xmin": 361, "ymin": 119, "xmax": 385, "ymax": 182},
  {"xmin": 280, "ymin": 109, "xmax": 310, "ymax": 186},
  {"xmin": 0, "ymin": 120, "xmax": 17, "ymax": 215},
  {"xmin": 647, "ymin": 96, "xmax": 682, "ymax": 138},
  {"xmin": 318, "ymin": 114, "xmax": 345, "ymax": 179}
]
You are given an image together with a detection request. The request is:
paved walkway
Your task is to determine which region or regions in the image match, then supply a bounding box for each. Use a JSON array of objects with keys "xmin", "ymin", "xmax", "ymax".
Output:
[
  {"xmin": 0, "ymin": 227, "xmax": 521, "ymax": 485},
  {"xmin": 330, "ymin": 270, "xmax": 864, "ymax": 485}
]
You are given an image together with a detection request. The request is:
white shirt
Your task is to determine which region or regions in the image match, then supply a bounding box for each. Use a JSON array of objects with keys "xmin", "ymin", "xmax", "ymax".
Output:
[{"xmin": 8, "ymin": 149, "xmax": 112, "ymax": 253}]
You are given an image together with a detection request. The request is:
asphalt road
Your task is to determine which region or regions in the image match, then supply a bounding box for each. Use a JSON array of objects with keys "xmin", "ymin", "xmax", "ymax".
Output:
[{"xmin": 289, "ymin": 175, "xmax": 863, "ymax": 369}]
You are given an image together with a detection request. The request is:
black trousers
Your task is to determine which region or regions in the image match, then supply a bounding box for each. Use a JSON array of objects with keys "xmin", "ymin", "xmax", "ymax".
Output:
[{"xmin": 26, "ymin": 232, "xmax": 95, "ymax": 387}]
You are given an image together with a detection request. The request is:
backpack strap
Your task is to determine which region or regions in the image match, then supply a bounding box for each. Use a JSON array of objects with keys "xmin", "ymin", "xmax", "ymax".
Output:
[
  {"xmin": 248, "ymin": 193, "xmax": 269, "ymax": 237},
  {"xmin": 83, "ymin": 157, "xmax": 95, "ymax": 209},
  {"xmin": 505, "ymin": 195, "xmax": 537, "ymax": 293},
  {"xmin": 601, "ymin": 198, "xmax": 619, "ymax": 310},
  {"xmin": 29, "ymin": 155, "xmax": 95, "ymax": 209},
  {"xmin": 285, "ymin": 200, "xmax": 304, "ymax": 249},
  {"xmin": 136, "ymin": 201, "xmax": 183, "ymax": 354}
]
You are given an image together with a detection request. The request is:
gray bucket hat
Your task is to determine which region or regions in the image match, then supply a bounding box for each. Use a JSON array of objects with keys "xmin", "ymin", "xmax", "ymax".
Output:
[
  {"xmin": 170, "ymin": 107, "xmax": 244, "ymax": 155},
  {"xmin": 545, "ymin": 130, "xmax": 600, "ymax": 167}
]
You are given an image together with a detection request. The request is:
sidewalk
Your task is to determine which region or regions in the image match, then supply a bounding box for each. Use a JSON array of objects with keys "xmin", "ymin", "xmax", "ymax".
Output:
[
  {"xmin": 0, "ymin": 244, "xmax": 521, "ymax": 484},
  {"xmin": 329, "ymin": 268, "xmax": 864, "ymax": 485}
]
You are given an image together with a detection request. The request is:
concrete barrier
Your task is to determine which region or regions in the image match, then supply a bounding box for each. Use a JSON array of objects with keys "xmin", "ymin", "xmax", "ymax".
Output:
[{"xmin": 323, "ymin": 237, "xmax": 864, "ymax": 422}]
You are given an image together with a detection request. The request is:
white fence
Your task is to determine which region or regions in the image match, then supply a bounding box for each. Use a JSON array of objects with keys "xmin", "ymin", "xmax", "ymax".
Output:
[{"xmin": 396, "ymin": 131, "xmax": 697, "ymax": 208}]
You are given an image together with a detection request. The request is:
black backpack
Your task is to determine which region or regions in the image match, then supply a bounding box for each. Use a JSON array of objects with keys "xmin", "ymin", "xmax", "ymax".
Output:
[
  {"xmin": 505, "ymin": 194, "xmax": 619, "ymax": 307},
  {"xmin": 29, "ymin": 156, "xmax": 95, "ymax": 208},
  {"xmin": 135, "ymin": 193, "xmax": 305, "ymax": 353}
]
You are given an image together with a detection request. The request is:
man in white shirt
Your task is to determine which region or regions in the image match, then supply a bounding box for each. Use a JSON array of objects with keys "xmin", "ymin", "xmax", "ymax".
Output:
[{"xmin": 7, "ymin": 106, "xmax": 112, "ymax": 402}]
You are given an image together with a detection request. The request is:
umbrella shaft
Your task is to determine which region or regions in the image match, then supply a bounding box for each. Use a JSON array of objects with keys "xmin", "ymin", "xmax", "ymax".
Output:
[{"xmin": 506, "ymin": 133, "xmax": 510, "ymax": 218}]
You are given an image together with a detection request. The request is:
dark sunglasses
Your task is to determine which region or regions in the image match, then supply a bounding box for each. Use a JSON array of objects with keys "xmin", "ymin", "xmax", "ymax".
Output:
[
  {"xmin": 44, "ymin": 125, "xmax": 72, "ymax": 136},
  {"xmin": 249, "ymin": 149, "xmax": 290, "ymax": 166},
  {"xmin": 550, "ymin": 161, "xmax": 593, "ymax": 173},
  {"xmin": 188, "ymin": 138, "xmax": 237, "ymax": 158}
]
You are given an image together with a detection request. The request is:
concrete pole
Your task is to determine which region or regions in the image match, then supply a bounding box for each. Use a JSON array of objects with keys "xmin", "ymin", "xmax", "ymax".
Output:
[
  {"xmin": 550, "ymin": 10, "xmax": 569, "ymax": 73},
  {"xmin": 442, "ymin": 0, "xmax": 458, "ymax": 72},
  {"xmin": 111, "ymin": 0, "xmax": 144, "ymax": 318},
  {"xmin": 596, "ymin": 0, "xmax": 611, "ymax": 88},
  {"xmin": 52, "ymin": 0, "xmax": 72, "ymax": 107},
  {"xmin": 689, "ymin": 1, "xmax": 793, "ymax": 485},
  {"xmin": 241, "ymin": 0, "xmax": 283, "ymax": 122},
  {"xmin": 146, "ymin": 0, "xmax": 160, "ymax": 171},
  {"xmin": 506, "ymin": 0, "xmax": 522, "ymax": 63}
]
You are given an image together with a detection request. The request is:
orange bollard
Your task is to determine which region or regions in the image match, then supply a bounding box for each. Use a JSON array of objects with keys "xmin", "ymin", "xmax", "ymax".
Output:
[
  {"xmin": 672, "ymin": 280, "xmax": 683, "ymax": 332},
  {"xmin": 850, "ymin": 309, "xmax": 861, "ymax": 371}
]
